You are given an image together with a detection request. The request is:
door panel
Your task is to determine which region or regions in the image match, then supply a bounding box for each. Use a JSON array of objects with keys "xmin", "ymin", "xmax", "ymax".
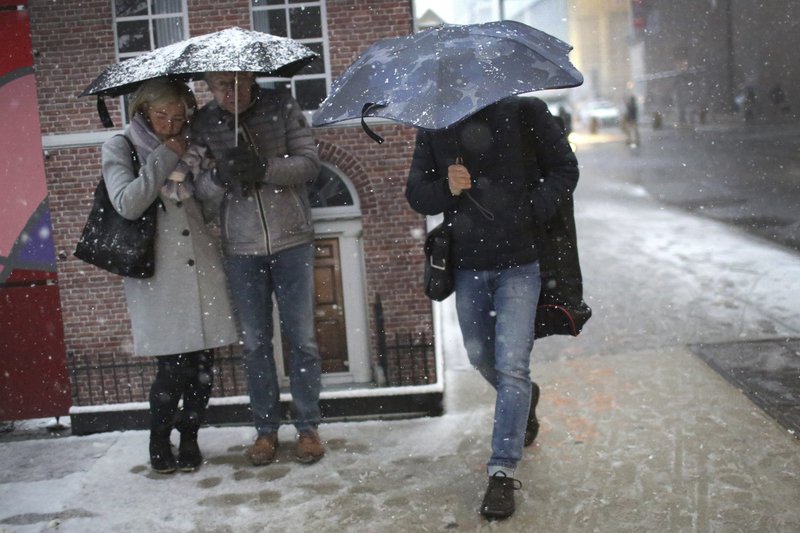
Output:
[
  {"xmin": 280, "ymin": 238, "xmax": 348, "ymax": 374},
  {"xmin": 313, "ymin": 239, "xmax": 348, "ymax": 372}
]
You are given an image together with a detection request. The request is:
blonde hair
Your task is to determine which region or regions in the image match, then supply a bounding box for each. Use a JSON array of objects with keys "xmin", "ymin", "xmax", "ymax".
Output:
[{"xmin": 128, "ymin": 77, "xmax": 197, "ymax": 121}]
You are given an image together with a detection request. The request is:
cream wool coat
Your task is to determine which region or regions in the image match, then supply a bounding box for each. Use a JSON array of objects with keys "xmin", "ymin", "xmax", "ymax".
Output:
[{"xmin": 101, "ymin": 133, "xmax": 237, "ymax": 357}]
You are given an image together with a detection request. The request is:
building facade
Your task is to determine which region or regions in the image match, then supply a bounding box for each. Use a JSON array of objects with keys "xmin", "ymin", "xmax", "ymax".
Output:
[
  {"xmin": 632, "ymin": 0, "xmax": 800, "ymax": 124},
  {"xmin": 4, "ymin": 0, "xmax": 441, "ymax": 432}
]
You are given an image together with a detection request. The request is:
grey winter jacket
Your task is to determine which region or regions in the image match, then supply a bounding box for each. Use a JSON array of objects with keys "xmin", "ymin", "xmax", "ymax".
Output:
[
  {"xmin": 102, "ymin": 133, "xmax": 237, "ymax": 357},
  {"xmin": 191, "ymin": 87, "xmax": 321, "ymax": 256}
]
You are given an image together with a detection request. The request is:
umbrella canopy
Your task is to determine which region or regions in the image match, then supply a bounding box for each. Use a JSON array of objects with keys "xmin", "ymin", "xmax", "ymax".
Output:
[
  {"xmin": 312, "ymin": 20, "xmax": 583, "ymax": 142},
  {"xmin": 82, "ymin": 26, "xmax": 318, "ymax": 98}
]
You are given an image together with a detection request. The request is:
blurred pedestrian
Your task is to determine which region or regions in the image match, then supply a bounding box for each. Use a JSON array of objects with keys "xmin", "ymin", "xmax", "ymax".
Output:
[
  {"xmin": 191, "ymin": 71, "xmax": 325, "ymax": 466},
  {"xmin": 743, "ymin": 86, "xmax": 757, "ymax": 124},
  {"xmin": 623, "ymin": 95, "xmax": 640, "ymax": 147},
  {"xmin": 406, "ymin": 95, "xmax": 579, "ymax": 520},
  {"xmin": 102, "ymin": 77, "xmax": 237, "ymax": 474},
  {"xmin": 769, "ymin": 83, "xmax": 790, "ymax": 115}
]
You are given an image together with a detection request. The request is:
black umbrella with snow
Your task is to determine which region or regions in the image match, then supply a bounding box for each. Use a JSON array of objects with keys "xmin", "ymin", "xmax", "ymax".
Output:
[{"xmin": 81, "ymin": 26, "xmax": 318, "ymax": 127}]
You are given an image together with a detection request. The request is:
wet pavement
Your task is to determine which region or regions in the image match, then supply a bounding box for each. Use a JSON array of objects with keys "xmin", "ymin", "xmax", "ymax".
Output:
[
  {"xmin": 691, "ymin": 338, "xmax": 800, "ymax": 436},
  {"xmin": 564, "ymin": 116, "xmax": 800, "ymax": 438},
  {"xmin": 1, "ymin": 117, "xmax": 799, "ymax": 532},
  {"xmin": 624, "ymin": 117, "xmax": 800, "ymax": 253}
]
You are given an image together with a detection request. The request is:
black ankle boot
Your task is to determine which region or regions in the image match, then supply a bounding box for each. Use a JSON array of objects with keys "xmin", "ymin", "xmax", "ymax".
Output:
[
  {"xmin": 524, "ymin": 382, "xmax": 540, "ymax": 447},
  {"xmin": 177, "ymin": 432, "xmax": 203, "ymax": 472},
  {"xmin": 480, "ymin": 472, "xmax": 522, "ymax": 520},
  {"xmin": 149, "ymin": 433, "xmax": 176, "ymax": 474}
]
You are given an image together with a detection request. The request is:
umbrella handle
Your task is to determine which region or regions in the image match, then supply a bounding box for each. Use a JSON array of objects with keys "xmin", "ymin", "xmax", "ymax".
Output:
[
  {"xmin": 456, "ymin": 156, "xmax": 494, "ymax": 221},
  {"xmin": 361, "ymin": 102, "xmax": 387, "ymax": 144}
]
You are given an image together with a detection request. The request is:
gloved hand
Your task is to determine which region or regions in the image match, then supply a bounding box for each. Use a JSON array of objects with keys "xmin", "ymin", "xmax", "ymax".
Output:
[{"xmin": 216, "ymin": 146, "xmax": 267, "ymax": 186}]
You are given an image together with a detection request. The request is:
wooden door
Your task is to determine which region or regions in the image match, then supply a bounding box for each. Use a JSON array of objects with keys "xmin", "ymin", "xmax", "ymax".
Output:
[
  {"xmin": 313, "ymin": 238, "xmax": 348, "ymax": 372},
  {"xmin": 279, "ymin": 238, "xmax": 348, "ymax": 375},
  {"xmin": 314, "ymin": 238, "xmax": 349, "ymax": 372}
]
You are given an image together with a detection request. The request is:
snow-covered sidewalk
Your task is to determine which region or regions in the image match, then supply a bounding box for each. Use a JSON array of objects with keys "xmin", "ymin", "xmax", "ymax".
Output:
[{"xmin": 2, "ymin": 345, "xmax": 799, "ymax": 532}]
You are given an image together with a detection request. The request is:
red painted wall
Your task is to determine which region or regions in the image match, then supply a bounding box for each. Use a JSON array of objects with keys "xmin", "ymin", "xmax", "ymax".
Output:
[{"xmin": 0, "ymin": 3, "xmax": 71, "ymax": 420}]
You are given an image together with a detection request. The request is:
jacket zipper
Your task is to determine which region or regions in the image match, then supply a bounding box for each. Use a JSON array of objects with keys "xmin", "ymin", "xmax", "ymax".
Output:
[
  {"xmin": 240, "ymin": 122, "xmax": 272, "ymax": 254},
  {"xmin": 253, "ymin": 188, "xmax": 271, "ymax": 255}
]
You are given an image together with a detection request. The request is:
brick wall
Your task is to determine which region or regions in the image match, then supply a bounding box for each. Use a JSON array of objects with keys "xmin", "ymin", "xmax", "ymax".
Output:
[
  {"xmin": 30, "ymin": 0, "xmax": 117, "ymax": 133},
  {"xmin": 28, "ymin": 0, "xmax": 434, "ymax": 406},
  {"xmin": 326, "ymin": 0, "xmax": 415, "ymax": 78}
]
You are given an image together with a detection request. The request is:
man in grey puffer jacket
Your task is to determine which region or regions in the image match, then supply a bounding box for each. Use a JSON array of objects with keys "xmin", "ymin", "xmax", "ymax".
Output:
[{"xmin": 192, "ymin": 71, "xmax": 324, "ymax": 465}]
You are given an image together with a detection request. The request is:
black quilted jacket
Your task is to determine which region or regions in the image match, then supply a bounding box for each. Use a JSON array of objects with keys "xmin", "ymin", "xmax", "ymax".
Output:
[{"xmin": 406, "ymin": 96, "xmax": 579, "ymax": 270}]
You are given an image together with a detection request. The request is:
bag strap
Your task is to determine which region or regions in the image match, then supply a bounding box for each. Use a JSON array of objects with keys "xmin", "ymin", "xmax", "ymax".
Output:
[
  {"xmin": 113, "ymin": 134, "xmax": 164, "ymax": 211},
  {"xmin": 116, "ymin": 134, "xmax": 141, "ymax": 175}
]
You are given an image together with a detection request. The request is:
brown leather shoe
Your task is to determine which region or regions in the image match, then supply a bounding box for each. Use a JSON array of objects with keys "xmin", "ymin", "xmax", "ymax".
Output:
[
  {"xmin": 295, "ymin": 429, "xmax": 325, "ymax": 464},
  {"xmin": 246, "ymin": 433, "xmax": 278, "ymax": 466}
]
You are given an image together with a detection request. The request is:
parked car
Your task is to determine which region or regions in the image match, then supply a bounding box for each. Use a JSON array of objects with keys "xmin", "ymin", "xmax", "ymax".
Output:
[
  {"xmin": 520, "ymin": 92, "xmax": 574, "ymax": 135},
  {"xmin": 579, "ymin": 100, "xmax": 621, "ymax": 130}
]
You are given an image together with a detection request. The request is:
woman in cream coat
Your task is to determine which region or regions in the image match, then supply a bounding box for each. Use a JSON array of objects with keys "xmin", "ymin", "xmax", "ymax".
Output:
[{"xmin": 102, "ymin": 78, "xmax": 237, "ymax": 474}]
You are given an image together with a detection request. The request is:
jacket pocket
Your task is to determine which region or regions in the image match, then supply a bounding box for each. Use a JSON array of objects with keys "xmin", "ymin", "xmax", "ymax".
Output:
[
  {"xmin": 222, "ymin": 196, "xmax": 266, "ymax": 247},
  {"xmin": 284, "ymin": 187, "xmax": 313, "ymax": 235}
]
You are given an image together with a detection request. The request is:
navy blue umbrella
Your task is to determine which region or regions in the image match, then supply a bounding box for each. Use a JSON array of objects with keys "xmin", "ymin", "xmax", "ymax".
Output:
[{"xmin": 312, "ymin": 20, "xmax": 583, "ymax": 142}]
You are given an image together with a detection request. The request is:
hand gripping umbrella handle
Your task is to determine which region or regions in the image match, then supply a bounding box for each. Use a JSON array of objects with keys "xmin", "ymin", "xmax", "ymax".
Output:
[
  {"xmin": 454, "ymin": 155, "xmax": 495, "ymax": 221},
  {"xmin": 361, "ymin": 102, "xmax": 387, "ymax": 144}
]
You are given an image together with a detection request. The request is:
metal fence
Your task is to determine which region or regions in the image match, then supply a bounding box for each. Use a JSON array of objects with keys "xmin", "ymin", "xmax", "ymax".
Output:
[
  {"xmin": 69, "ymin": 346, "xmax": 246, "ymax": 406},
  {"xmin": 380, "ymin": 332, "xmax": 436, "ymax": 386},
  {"xmin": 69, "ymin": 335, "xmax": 436, "ymax": 406}
]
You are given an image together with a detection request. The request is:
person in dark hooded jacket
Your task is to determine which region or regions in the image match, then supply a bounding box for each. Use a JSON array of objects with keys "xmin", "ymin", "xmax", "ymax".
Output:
[{"xmin": 406, "ymin": 95, "xmax": 578, "ymax": 520}]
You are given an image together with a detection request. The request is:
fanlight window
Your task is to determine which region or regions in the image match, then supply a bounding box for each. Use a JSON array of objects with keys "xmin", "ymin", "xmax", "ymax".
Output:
[{"xmin": 307, "ymin": 163, "xmax": 358, "ymax": 218}]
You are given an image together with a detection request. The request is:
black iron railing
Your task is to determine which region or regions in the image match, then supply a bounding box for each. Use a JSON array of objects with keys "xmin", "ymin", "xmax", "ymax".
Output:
[
  {"xmin": 69, "ymin": 346, "xmax": 245, "ymax": 406},
  {"xmin": 69, "ymin": 334, "xmax": 436, "ymax": 406}
]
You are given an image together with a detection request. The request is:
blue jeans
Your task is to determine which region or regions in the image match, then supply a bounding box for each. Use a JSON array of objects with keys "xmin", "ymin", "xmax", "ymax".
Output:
[
  {"xmin": 224, "ymin": 244, "xmax": 321, "ymax": 435},
  {"xmin": 454, "ymin": 261, "xmax": 541, "ymax": 474}
]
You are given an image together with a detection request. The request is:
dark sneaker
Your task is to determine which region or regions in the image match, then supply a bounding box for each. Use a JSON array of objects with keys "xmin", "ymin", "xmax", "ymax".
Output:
[
  {"xmin": 177, "ymin": 435, "xmax": 203, "ymax": 472},
  {"xmin": 149, "ymin": 437, "xmax": 176, "ymax": 474},
  {"xmin": 246, "ymin": 433, "xmax": 279, "ymax": 466},
  {"xmin": 524, "ymin": 382, "xmax": 541, "ymax": 447},
  {"xmin": 480, "ymin": 472, "xmax": 522, "ymax": 520},
  {"xmin": 295, "ymin": 429, "xmax": 325, "ymax": 464}
]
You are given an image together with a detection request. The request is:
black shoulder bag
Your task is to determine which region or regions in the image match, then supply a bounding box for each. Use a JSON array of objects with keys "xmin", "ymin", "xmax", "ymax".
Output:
[
  {"xmin": 73, "ymin": 135, "xmax": 159, "ymax": 278},
  {"xmin": 423, "ymin": 220, "xmax": 454, "ymax": 301}
]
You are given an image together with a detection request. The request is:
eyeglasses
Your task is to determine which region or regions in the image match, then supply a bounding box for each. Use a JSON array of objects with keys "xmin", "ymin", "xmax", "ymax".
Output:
[
  {"xmin": 150, "ymin": 110, "xmax": 187, "ymax": 124},
  {"xmin": 209, "ymin": 76, "xmax": 255, "ymax": 93}
]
